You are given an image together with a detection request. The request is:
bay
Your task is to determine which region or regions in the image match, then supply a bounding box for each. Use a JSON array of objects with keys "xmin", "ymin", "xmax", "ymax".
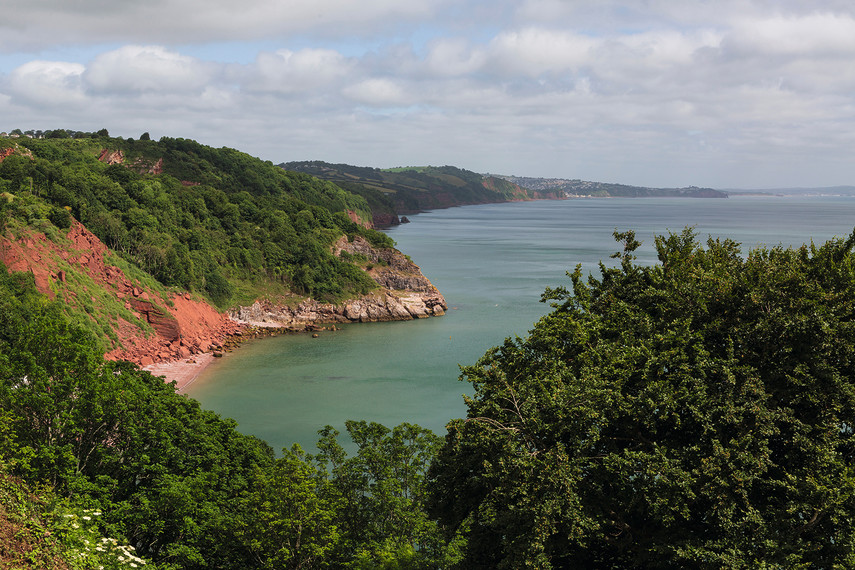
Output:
[{"xmin": 186, "ymin": 196, "xmax": 855, "ymax": 453}]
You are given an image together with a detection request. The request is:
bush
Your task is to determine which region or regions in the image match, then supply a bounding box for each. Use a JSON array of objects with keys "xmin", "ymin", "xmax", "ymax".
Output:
[{"xmin": 430, "ymin": 229, "xmax": 855, "ymax": 568}]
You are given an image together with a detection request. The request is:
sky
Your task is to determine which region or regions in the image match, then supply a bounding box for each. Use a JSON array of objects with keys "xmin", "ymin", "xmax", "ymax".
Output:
[{"xmin": 2, "ymin": 1, "xmax": 854, "ymax": 189}]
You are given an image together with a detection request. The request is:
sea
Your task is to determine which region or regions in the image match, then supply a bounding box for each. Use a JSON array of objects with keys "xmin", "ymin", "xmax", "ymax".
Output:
[{"xmin": 186, "ymin": 196, "xmax": 855, "ymax": 453}]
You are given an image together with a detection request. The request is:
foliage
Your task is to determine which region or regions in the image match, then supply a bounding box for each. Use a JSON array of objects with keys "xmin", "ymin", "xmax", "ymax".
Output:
[
  {"xmin": 0, "ymin": 265, "xmax": 277, "ymax": 569},
  {"xmin": 0, "ymin": 263, "xmax": 456, "ymax": 569},
  {"xmin": 429, "ymin": 228, "xmax": 855, "ymax": 568},
  {"xmin": 282, "ymin": 161, "xmax": 561, "ymax": 214},
  {"xmin": 313, "ymin": 421, "xmax": 459, "ymax": 568},
  {"xmin": 0, "ymin": 135, "xmax": 395, "ymax": 305}
]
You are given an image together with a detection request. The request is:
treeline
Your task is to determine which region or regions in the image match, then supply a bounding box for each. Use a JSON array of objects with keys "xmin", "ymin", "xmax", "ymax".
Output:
[
  {"xmin": 281, "ymin": 161, "xmax": 564, "ymax": 217},
  {"xmin": 0, "ymin": 135, "xmax": 394, "ymax": 307},
  {"xmin": 0, "ymin": 266, "xmax": 458, "ymax": 569}
]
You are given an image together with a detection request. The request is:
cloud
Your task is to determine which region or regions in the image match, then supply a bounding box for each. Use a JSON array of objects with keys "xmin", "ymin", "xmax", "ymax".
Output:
[
  {"xmin": 726, "ymin": 12, "xmax": 855, "ymax": 56},
  {"xmin": 0, "ymin": 0, "xmax": 445, "ymax": 50},
  {"xmin": 343, "ymin": 78, "xmax": 409, "ymax": 106},
  {"xmin": 84, "ymin": 46, "xmax": 215, "ymax": 94},
  {"xmin": 7, "ymin": 60, "xmax": 86, "ymax": 107},
  {"xmin": 247, "ymin": 49, "xmax": 353, "ymax": 94}
]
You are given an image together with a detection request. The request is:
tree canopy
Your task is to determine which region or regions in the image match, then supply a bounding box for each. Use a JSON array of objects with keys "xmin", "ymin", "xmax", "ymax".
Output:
[{"xmin": 429, "ymin": 228, "xmax": 855, "ymax": 568}]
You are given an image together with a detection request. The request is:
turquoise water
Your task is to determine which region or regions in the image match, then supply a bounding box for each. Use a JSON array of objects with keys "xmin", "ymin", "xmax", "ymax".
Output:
[{"xmin": 186, "ymin": 197, "xmax": 855, "ymax": 453}]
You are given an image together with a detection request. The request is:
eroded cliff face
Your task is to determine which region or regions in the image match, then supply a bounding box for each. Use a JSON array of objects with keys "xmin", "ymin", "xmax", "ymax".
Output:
[
  {"xmin": 0, "ymin": 221, "xmax": 242, "ymax": 367},
  {"xmin": 231, "ymin": 235, "xmax": 447, "ymax": 327},
  {"xmin": 97, "ymin": 148, "xmax": 164, "ymax": 175}
]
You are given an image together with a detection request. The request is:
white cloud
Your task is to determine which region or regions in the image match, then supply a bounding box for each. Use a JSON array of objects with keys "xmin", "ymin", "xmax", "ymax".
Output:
[
  {"xmin": 8, "ymin": 60, "xmax": 86, "ymax": 106},
  {"xmin": 487, "ymin": 28, "xmax": 597, "ymax": 76},
  {"xmin": 726, "ymin": 13, "xmax": 855, "ymax": 56},
  {"xmin": 343, "ymin": 78, "xmax": 409, "ymax": 106},
  {"xmin": 247, "ymin": 49, "xmax": 353, "ymax": 94},
  {"xmin": 84, "ymin": 46, "xmax": 214, "ymax": 94}
]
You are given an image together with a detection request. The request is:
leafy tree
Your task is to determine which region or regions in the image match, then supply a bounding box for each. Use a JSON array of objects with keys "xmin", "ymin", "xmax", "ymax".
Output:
[
  {"xmin": 0, "ymin": 264, "xmax": 276, "ymax": 569},
  {"xmin": 241, "ymin": 445, "xmax": 341, "ymax": 569},
  {"xmin": 429, "ymin": 228, "xmax": 855, "ymax": 568},
  {"xmin": 315, "ymin": 421, "xmax": 458, "ymax": 568}
]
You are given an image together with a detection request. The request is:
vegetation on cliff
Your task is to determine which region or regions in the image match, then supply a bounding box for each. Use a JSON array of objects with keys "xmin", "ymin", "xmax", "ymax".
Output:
[
  {"xmin": 5, "ymin": 226, "xmax": 855, "ymax": 567},
  {"xmin": 0, "ymin": 134, "xmax": 393, "ymax": 313},
  {"xmin": 281, "ymin": 161, "xmax": 565, "ymax": 222},
  {"xmin": 3, "ymin": 130, "xmax": 853, "ymax": 568}
]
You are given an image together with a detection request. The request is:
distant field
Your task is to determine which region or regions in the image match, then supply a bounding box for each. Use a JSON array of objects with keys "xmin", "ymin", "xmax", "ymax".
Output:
[{"xmin": 382, "ymin": 166, "xmax": 431, "ymax": 173}]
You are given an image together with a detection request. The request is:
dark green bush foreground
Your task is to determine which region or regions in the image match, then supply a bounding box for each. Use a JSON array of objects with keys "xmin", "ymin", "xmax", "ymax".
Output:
[
  {"xmin": 430, "ymin": 229, "xmax": 855, "ymax": 568},
  {"xmin": 6, "ymin": 224, "xmax": 855, "ymax": 568}
]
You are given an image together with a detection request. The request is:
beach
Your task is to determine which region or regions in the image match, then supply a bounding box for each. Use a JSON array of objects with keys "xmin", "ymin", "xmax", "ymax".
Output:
[{"xmin": 143, "ymin": 352, "xmax": 218, "ymax": 392}]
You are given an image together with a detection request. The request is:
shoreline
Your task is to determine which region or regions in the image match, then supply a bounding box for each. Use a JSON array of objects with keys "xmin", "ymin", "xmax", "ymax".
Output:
[{"xmin": 143, "ymin": 352, "xmax": 218, "ymax": 392}]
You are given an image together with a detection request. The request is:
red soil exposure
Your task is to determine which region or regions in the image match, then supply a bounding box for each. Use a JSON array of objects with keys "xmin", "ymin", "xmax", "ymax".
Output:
[{"xmin": 0, "ymin": 220, "xmax": 243, "ymax": 368}]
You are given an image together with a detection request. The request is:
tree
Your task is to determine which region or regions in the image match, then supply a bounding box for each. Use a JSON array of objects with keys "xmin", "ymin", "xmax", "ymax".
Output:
[
  {"xmin": 428, "ymin": 228, "xmax": 855, "ymax": 568},
  {"xmin": 241, "ymin": 445, "xmax": 341, "ymax": 569},
  {"xmin": 0, "ymin": 265, "xmax": 276, "ymax": 569},
  {"xmin": 314, "ymin": 421, "xmax": 458, "ymax": 568},
  {"xmin": 140, "ymin": 132, "xmax": 151, "ymax": 141}
]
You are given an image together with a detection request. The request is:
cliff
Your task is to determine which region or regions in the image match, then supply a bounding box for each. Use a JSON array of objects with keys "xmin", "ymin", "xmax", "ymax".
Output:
[
  {"xmin": 231, "ymin": 235, "xmax": 446, "ymax": 327},
  {"xmin": 1, "ymin": 220, "xmax": 445, "ymax": 368},
  {"xmin": 0, "ymin": 220, "xmax": 242, "ymax": 366}
]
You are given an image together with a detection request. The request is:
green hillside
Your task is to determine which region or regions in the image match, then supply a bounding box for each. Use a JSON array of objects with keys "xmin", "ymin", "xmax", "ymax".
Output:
[
  {"xmin": 0, "ymin": 134, "xmax": 394, "ymax": 312},
  {"xmin": 280, "ymin": 161, "xmax": 565, "ymax": 221}
]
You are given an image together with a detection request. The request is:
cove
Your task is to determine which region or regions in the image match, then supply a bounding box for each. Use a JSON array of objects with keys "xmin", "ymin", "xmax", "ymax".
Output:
[{"xmin": 186, "ymin": 196, "xmax": 855, "ymax": 453}]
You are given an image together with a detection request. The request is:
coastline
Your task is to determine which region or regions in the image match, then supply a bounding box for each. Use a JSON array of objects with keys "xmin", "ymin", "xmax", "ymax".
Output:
[{"xmin": 143, "ymin": 352, "xmax": 217, "ymax": 392}]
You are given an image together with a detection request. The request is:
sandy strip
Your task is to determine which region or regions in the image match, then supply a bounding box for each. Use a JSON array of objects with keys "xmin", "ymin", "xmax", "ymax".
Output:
[{"xmin": 143, "ymin": 352, "xmax": 218, "ymax": 392}]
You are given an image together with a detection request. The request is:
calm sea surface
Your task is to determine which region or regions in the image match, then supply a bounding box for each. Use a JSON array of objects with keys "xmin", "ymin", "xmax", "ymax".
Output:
[{"xmin": 186, "ymin": 196, "xmax": 855, "ymax": 453}]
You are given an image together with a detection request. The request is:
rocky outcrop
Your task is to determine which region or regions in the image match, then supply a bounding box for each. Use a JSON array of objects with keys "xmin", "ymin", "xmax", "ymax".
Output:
[
  {"xmin": 372, "ymin": 213, "xmax": 401, "ymax": 228},
  {"xmin": 232, "ymin": 289, "xmax": 444, "ymax": 329},
  {"xmin": 0, "ymin": 145, "xmax": 34, "ymax": 164},
  {"xmin": 346, "ymin": 209, "xmax": 373, "ymax": 228},
  {"xmin": 231, "ymin": 235, "xmax": 447, "ymax": 328},
  {"xmin": 131, "ymin": 156, "xmax": 163, "ymax": 175},
  {"xmin": 98, "ymin": 148, "xmax": 124, "ymax": 164},
  {"xmin": 129, "ymin": 297, "xmax": 181, "ymax": 341},
  {"xmin": 98, "ymin": 149, "xmax": 164, "ymax": 175}
]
